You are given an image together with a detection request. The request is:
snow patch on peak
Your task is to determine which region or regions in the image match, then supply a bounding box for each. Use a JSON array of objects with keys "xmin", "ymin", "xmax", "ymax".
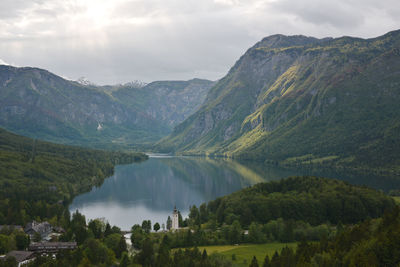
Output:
[
  {"xmin": 0, "ymin": 58, "xmax": 10, "ymax": 65},
  {"xmin": 77, "ymin": 77, "xmax": 96, "ymax": 86},
  {"xmin": 123, "ymin": 80, "xmax": 147, "ymax": 88}
]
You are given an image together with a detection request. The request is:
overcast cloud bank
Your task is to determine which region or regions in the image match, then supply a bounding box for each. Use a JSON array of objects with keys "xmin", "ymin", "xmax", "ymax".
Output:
[{"xmin": 1, "ymin": 0, "xmax": 399, "ymax": 84}]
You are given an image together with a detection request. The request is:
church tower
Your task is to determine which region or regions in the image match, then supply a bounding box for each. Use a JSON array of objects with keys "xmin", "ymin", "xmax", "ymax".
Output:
[{"xmin": 172, "ymin": 205, "xmax": 179, "ymax": 230}]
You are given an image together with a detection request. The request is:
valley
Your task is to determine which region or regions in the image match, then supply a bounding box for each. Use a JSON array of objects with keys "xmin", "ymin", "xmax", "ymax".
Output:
[
  {"xmin": 2, "ymin": 30, "xmax": 400, "ymax": 174},
  {"xmin": 1, "ymin": 28, "xmax": 400, "ymax": 267},
  {"xmin": 159, "ymin": 30, "xmax": 400, "ymax": 174}
]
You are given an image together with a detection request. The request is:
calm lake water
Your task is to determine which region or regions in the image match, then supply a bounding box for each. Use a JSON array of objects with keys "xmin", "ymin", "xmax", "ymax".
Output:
[{"xmin": 69, "ymin": 155, "xmax": 400, "ymax": 230}]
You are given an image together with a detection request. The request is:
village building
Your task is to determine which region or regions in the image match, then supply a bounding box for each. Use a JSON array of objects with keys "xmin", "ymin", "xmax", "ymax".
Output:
[
  {"xmin": 172, "ymin": 206, "xmax": 179, "ymax": 230},
  {"xmin": 24, "ymin": 221, "xmax": 52, "ymax": 241},
  {"xmin": 4, "ymin": 251, "xmax": 35, "ymax": 267},
  {"xmin": 52, "ymin": 226, "xmax": 66, "ymax": 233},
  {"xmin": 29, "ymin": 242, "xmax": 77, "ymax": 253}
]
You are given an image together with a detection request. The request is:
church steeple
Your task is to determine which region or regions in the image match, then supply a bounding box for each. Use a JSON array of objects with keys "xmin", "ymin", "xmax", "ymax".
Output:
[{"xmin": 172, "ymin": 205, "xmax": 179, "ymax": 230}]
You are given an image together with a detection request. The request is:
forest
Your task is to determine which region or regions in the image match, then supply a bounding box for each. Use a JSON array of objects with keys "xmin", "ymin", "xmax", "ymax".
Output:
[
  {"xmin": 0, "ymin": 159, "xmax": 398, "ymax": 266},
  {"xmin": 202, "ymin": 176, "xmax": 395, "ymax": 226},
  {"xmin": 119, "ymin": 177, "xmax": 396, "ymax": 266},
  {"xmin": 0, "ymin": 128, "xmax": 398, "ymax": 266},
  {"xmin": 252, "ymin": 206, "xmax": 400, "ymax": 266},
  {"xmin": 0, "ymin": 127, "xmax": 147, "ymax": 226}
]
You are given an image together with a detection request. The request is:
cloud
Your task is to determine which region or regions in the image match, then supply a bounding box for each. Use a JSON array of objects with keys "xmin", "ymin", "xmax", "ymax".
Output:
[
  {"xmin": 0, "ymin": 0, "xmax": 38, "ymax": 19},
  {"xmin": 270, "ymin": 0, "xmax": 363, "ymax": 28},
  {"xmin": 0, "ymin": 0, "xmax": 399, "ymax": 84}
]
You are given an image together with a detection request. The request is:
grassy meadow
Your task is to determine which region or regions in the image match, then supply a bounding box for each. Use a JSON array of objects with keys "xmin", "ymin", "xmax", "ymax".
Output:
[{"xmin": 198, "ymin": 242, "xmax": 297, "ymax": 266}]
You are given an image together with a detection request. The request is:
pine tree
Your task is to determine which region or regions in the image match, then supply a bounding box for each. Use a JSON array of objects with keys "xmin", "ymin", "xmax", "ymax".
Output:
[
  {"xmin": 202, "ymin": 249, "xmax": 208, "ymax": 260},
  {"xmin": 120, "ymin": 252, "xmax": 130, "ymax": 267},
  {"xmin": 156, "ymin": 235, "xmax": 171, "ymax": 267},
  {"xmin": 249, "ymin": 256, "xmax": 259, "ymax": 267},
  {"xmin": 117, "ymin": 236, "xmax": 127, "ymax": 258},
  {"xmin": 104, "ymin": 223, "xmax": 112, "ymax": 237},
  {"xmin": 138, "ymin": 238, "xmax": 154, "ymax": 267},
  {"xmin": 178, "ymin": 211, "xmax": 183, "ymax": 227},
  {"xmin": 271, "ymin": 251, "xmax": 280, "ymax": 266},
  {"xmin": 167, "ymin": 216, "xmax": 172, "ymax": 230},
  {"xmin": 263, "ymin": 255, "xmax": 271, "ymax": 267}
]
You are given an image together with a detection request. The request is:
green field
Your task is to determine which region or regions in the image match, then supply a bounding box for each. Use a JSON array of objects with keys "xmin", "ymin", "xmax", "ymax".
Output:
[{"xmin": 198, "ymin": 242, "xmax": 297, "ymax": 266}]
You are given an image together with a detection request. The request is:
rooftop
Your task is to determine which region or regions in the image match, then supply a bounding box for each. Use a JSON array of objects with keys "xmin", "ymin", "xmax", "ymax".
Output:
[
  {"xmin": 6, "ymin": 251, "xmax": 35, "ymax": 263},
  {"xmin": 29, "ymin": 242, "xmax": 77, "ymax": 251}
]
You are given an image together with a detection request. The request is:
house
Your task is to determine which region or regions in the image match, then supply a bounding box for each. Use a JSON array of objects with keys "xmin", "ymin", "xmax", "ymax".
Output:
[
  {"xmin": 24, "ymin": 221, "xmax": 52, "ymax": 241},
  {"xmin": 29, "ymin": 242, "xmax": 77, "ymax": 253},
  {"xmin": 53, "ymin": 226, "xmax": 65, "ymax": 233},
  {"xmin": 4, "ymin": 251, "xmax": 35, "ymax": 267}
]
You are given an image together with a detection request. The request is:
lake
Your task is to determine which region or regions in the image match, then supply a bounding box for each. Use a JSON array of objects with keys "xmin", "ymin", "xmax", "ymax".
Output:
[{"xmin": 69, "ymin": 155, "xmax": 400, "ymax": 230}]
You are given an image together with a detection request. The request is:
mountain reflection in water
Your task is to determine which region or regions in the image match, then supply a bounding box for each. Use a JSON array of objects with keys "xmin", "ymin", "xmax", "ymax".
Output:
[{"xmin": 70, "ymin": 156, "xmax": 400, "ymax": 230}]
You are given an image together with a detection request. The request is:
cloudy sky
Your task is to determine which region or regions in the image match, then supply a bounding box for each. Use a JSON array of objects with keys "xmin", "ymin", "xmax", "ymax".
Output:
[{"xmin": 1, "ymin": 0, "xmax": 400, "ymax": 84}]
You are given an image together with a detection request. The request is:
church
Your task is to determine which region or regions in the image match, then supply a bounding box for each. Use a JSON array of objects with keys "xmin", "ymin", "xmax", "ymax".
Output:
[{"xmin": 172, "ymin": 206, "xmax": 179, "ymax": 230}]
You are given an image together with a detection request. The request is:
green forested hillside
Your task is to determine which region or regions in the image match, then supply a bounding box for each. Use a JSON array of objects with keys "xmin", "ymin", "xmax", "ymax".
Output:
[
  {"xmin": 0, "ymin": 128, "xmax": 147, "ymax": 225},
  {"xmin": 264, "ymin": 206, "xmax": 400, "ymax": 266},
  {"xmin": 158, "ymin": 30, "xmax": 400, "ymax": 173},
  {"xmin": 110, "ymin": 176, "xmax": 396, "ymax": 267},
  {"xmin": 202, "ymin": 176, "xmax": 395, "ymax": 226}
]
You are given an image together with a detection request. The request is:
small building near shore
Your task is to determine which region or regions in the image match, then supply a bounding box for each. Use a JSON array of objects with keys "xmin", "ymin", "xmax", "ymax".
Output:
[
  {"xmin": 24, "ymin": 221, "xmax": 52, "ymax": 241},
  {"xmin": 4, "ymin": 251, "xmax": 35, "ymax": 267},
  {"xmin": 29, "ymin": 242, "xmax": 77, "ymax": 253}
]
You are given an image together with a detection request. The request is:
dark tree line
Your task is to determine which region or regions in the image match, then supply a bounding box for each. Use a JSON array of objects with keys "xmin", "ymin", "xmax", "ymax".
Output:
[{"xmin": 199, "ymin": 176, "xmax": 394, "ymax": 227}]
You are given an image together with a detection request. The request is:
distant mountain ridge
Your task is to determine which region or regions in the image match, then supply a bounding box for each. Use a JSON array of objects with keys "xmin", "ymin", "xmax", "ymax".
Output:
[
  {"xmin": 112, "ymin": 79, "xmax": 214, "ymax": 128},
  {"xmin": 0, "ymin": 65, "xmax": 213, "ymax": 148},
  {"xmin": 158, "ymin": 30, "xmax": 400, "ymax": 173}
]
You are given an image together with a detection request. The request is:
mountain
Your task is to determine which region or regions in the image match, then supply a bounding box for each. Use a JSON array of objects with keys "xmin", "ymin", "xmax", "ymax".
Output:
[
  {"xmin": 76, "ymin": 76, "xmax": 97, "ymax": 86},
  {"xmin": 111, "ymin": 79, "xmax": 214, "ymax": 128},
  {"xmin": 0, "ymin": 65, "xmax": 213, "ymax": 148},
  {"xmin": 158, "ymin": 30, "xmax": 400, "ymax": 173}
]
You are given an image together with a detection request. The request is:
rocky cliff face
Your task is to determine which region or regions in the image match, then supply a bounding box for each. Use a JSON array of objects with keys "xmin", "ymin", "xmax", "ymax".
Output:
[
  {"xmin": 158, "ymin": 30, "xmax": 400, "ymax": 171},
  {"xmin": 0, "ymin": 66, "xmax": 212, "ymax": 147},
  {"xmin": 111, "ymin": 79, "xmax": 214, "ymax": 128},
  {"xmin": 158, "ymin": 35, "xmax": 327, "ymax": 151}
]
